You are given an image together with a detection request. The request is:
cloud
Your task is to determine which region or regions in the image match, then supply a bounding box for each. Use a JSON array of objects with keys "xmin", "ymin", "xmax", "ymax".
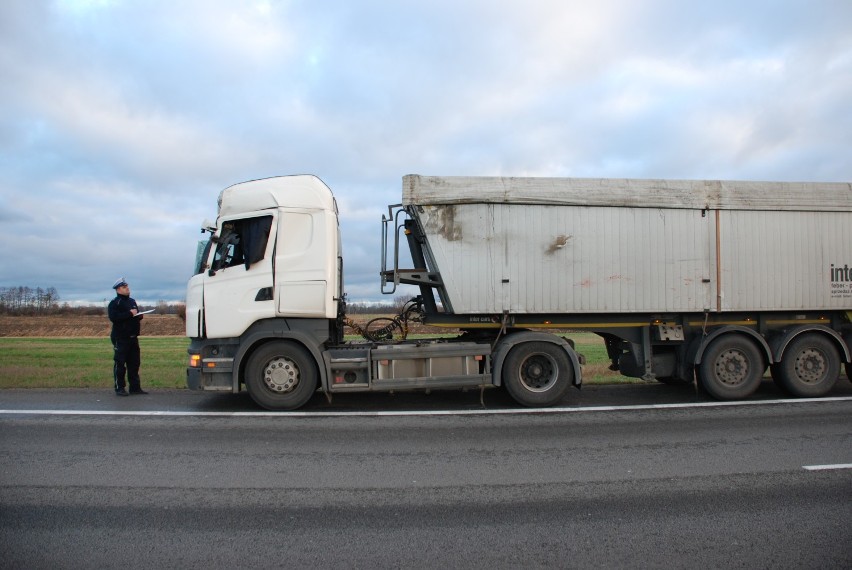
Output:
[{"xmin": 0, "ymin": 0, "xmax": 850, "ymax": 305}]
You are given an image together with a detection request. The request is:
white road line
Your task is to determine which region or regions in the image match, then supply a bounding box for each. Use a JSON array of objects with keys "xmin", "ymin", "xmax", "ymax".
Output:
[
  {"xmin": 802, "ymin": 464, "xmax": 852, "ymax": 471},
  {"xmin": 0, "ymin": 396, "xmax": 851, "ymax": 418}
]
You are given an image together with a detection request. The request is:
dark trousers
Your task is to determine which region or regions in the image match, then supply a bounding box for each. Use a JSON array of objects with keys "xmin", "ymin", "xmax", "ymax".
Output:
[{"xmin": 113, "ymin": 337, "xmax": 141, "ymax": 392}]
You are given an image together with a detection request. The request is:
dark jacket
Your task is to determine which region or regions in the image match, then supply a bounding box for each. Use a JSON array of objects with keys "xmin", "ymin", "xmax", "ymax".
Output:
[{"xmin": 108, "ymin": 294, "xmax": 141, "ymax": 342}]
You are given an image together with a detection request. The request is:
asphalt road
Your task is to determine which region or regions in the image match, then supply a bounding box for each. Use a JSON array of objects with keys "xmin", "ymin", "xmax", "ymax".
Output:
[{"xmin": 1, "ymin": 383, "xmax": 851, "ymax": 568}]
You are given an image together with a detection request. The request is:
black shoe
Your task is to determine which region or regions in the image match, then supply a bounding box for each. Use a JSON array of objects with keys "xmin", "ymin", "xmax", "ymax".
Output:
[
  {"xmin": 129, "ymin": 389, "xmax": 148, "ymax": 395},
  {"xmin": 116, "ymin": 390, "xmax": 129, "ymax": 397}
]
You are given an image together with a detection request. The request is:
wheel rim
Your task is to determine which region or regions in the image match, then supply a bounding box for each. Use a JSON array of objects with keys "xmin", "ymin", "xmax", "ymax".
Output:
[
  {"xmin": 713, "ymin": 349, "xmax": 751, "ymax": 387},
  {"xmin": 793, "ymin": 348, "xmax": 827, "ymax": 384},
  {"xmin": 262, "ymin": 357, "xmax": 300, "ymax": 393},
  {"xmin": 518, "ymin": 353, "xmax": 558, "ymax": 392}
]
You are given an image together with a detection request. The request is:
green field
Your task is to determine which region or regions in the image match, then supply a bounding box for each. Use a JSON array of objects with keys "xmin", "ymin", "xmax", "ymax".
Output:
[
  {"xmin": 0, "ymin": 337, "xmax": 191, "ymax": 389},
  {"xmin": 0, "ymin": 333, "xmax": 627, "ymax": 390}
]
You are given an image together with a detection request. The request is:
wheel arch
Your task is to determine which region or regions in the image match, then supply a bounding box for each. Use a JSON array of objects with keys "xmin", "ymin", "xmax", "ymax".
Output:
[
  {"xmin": 770, "ymin": 325, "xmax": 851, "ymax": 365},
  {"xmin": 693, "ymin": 326, "xmax": 772, "ymax": 368},
  {"xmin": 492, "ymin": 331, "xmax": 582, "ymax": 388},
  {"xmin": 233, "ymin": 326, "xmax": 328, "ymax": 393}
]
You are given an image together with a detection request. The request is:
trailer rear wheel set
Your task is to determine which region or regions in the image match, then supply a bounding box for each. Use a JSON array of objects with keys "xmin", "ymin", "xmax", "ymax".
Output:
[{"xmin": 698, "ymin": 331, "xmax": 844, "ymax": 400}]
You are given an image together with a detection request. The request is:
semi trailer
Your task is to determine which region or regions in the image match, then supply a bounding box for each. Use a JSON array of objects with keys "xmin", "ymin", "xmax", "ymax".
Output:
[{"xmin": 186, "ymin": 175, "xmax": 852, "ymax": 410}]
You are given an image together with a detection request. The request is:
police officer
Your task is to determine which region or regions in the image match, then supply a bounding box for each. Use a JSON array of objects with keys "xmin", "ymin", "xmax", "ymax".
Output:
[{"xmin": 108, "ymin": 277, "xmax": 148, "ymax": 396}]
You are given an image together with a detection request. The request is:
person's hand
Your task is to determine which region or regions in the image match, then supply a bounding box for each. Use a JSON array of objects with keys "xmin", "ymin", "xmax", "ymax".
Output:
[{"xmin": 131, "ymin": 308, "xmax": 138, "ymax": 316}]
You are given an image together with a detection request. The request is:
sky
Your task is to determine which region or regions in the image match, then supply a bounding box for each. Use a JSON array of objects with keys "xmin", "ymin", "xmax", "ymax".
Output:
[{"xmin": 1, "ymin": 0, "xmax": 850, "ymax": 306}]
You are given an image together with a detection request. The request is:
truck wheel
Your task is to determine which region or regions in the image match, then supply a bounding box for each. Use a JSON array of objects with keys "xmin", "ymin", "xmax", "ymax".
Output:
[
  {"xmin": 502, "ymin": 342, "xmax": 573, "ymax": 407},
  {"xmin": 845, "ymin": 363, "xmax": 851, "ymax": 384},
  {"xmin": 698, "ymin": 335, "xmax": 764, "ymax": 400},
  {"xmin": 775, "ymin": 334, "xmax": 840, "ymax": 397},
  {"xmin": 244, "ymin": 341, "xmax": 318, "ymax": 410}
]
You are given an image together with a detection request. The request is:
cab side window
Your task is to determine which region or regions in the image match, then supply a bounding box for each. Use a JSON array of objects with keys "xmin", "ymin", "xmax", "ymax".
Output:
[{"xmin": 211, "ymin": 216, "xmax": 272, "ymax": 272}]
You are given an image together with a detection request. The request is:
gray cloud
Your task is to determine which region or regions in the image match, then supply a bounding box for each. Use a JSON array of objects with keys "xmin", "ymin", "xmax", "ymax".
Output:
[{"xmin": 0, "ymin": 0, "xmax": 850, "ymax": 305}]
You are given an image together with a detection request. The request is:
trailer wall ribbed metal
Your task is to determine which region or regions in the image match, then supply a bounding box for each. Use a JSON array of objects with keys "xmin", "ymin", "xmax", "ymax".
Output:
[{"xmin": 401, "ymin": 175, "xmax": 852, "ymax": 315}]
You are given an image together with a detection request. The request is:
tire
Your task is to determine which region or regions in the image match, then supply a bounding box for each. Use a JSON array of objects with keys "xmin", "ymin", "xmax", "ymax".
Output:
[
  {"xmin": 244, "ymin": 341, "xmax": 318, "ymax": 410},
  {"xmin": 698, "ymin": 335, "xmax": 764, "ymax": 400},
  {"xmin": 775, "ymin": 333, "xmax": 840, "ymax": 397},
  {"xmin": 502, "ymin": 342, "xmax": 573, "ymax": 407},
  {"xmin": 846, "ymin": 363, "xmax": 851, "ymax": 384}
]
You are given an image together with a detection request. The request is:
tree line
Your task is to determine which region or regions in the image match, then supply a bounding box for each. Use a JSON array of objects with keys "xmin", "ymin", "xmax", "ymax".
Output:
[
  {"xmin": 345, "ymin": 297, "xmax": 412, "ymax": 314},
  {"xmin": 1, "ymin": 285, "xmax": 411, "ymax": 316},
  {"xmin": 0, "ymin": 286, "xmax": 61, "ymax": 314},
  {"xmin": 0, "ymin": 286, "xmax": 187, "ymax": 317}
]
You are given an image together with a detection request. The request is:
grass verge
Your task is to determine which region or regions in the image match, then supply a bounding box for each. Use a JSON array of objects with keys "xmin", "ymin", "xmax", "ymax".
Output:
[
  {"xmin": 0, "ymin": 333, "xmax": 629, "ymax": 389},
  {"xmin": 0, "ymin": 337, "xmax": 190, "ymax": 389}
]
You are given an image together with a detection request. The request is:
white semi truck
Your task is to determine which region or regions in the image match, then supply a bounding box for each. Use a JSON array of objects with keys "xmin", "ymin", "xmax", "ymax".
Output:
[{"xmin": 186, "ymin": 175, "xmax": 852, "ymax": 410}]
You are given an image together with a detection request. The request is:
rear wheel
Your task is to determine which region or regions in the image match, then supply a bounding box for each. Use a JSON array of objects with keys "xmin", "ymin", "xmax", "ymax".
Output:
[
  {"xmin": 502, "ymin": 342, "xmax": 573, "ymax": 407},
  {"xmin": 698, "ymin": 335, "xmax": 764, "ymax": 400},
  {"xmin": 244, "ymin": 341, "xmax": 318, "ymax": 410},
  {"xmin": 775, "ymin": 333, "xmax": 840, "ymax": 397}
]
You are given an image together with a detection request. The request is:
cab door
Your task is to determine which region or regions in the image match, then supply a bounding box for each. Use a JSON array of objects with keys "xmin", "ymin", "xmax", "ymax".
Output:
[{"xmin": 203, "ymin": 213, "xmax": 276, "ymax": 338}]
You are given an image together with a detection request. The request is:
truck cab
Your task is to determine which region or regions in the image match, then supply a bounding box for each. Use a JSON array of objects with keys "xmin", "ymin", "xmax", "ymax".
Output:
[
  {"xmin": 187, "ymin": 175, "xmax": 342, "ymax": 340},
  {"xmin": 186, "ymin": 176, "xmax": 345, "ymax": 399}
]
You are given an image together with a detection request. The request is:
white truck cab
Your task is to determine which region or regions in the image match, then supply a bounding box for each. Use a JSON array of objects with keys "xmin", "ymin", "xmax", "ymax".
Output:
[{"xmin": 187, "ymin": 175, "xmax": 341, "ymax": 340}]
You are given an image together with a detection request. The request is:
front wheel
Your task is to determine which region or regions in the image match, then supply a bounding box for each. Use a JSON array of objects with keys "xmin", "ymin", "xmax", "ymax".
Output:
[
  {"xmin": 775, "ymin": 333, "xmax": 840, "ymax": 397},
  {"xmin": 244, "ymin": 341, "xmax": 318, "ymax": 410},
  {"xmin": 502, "ymin": 342, "xmax": 573, "ymax": 407},
  {"xmin": 698, "ymin": 335, "xmax": 764, "ymax": 400}
]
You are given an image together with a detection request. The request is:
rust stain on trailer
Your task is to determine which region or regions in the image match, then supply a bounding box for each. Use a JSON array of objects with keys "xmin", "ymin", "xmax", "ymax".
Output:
[{"xmin": 546, "ymin": 234, "xmax": 572, "ymax": 254}]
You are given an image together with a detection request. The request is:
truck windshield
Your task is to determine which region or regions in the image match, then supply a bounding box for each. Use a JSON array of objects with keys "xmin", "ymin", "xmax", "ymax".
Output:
[{"xmin": 194, "ymin": 239, "xmax": 213, "ymax": 275}]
